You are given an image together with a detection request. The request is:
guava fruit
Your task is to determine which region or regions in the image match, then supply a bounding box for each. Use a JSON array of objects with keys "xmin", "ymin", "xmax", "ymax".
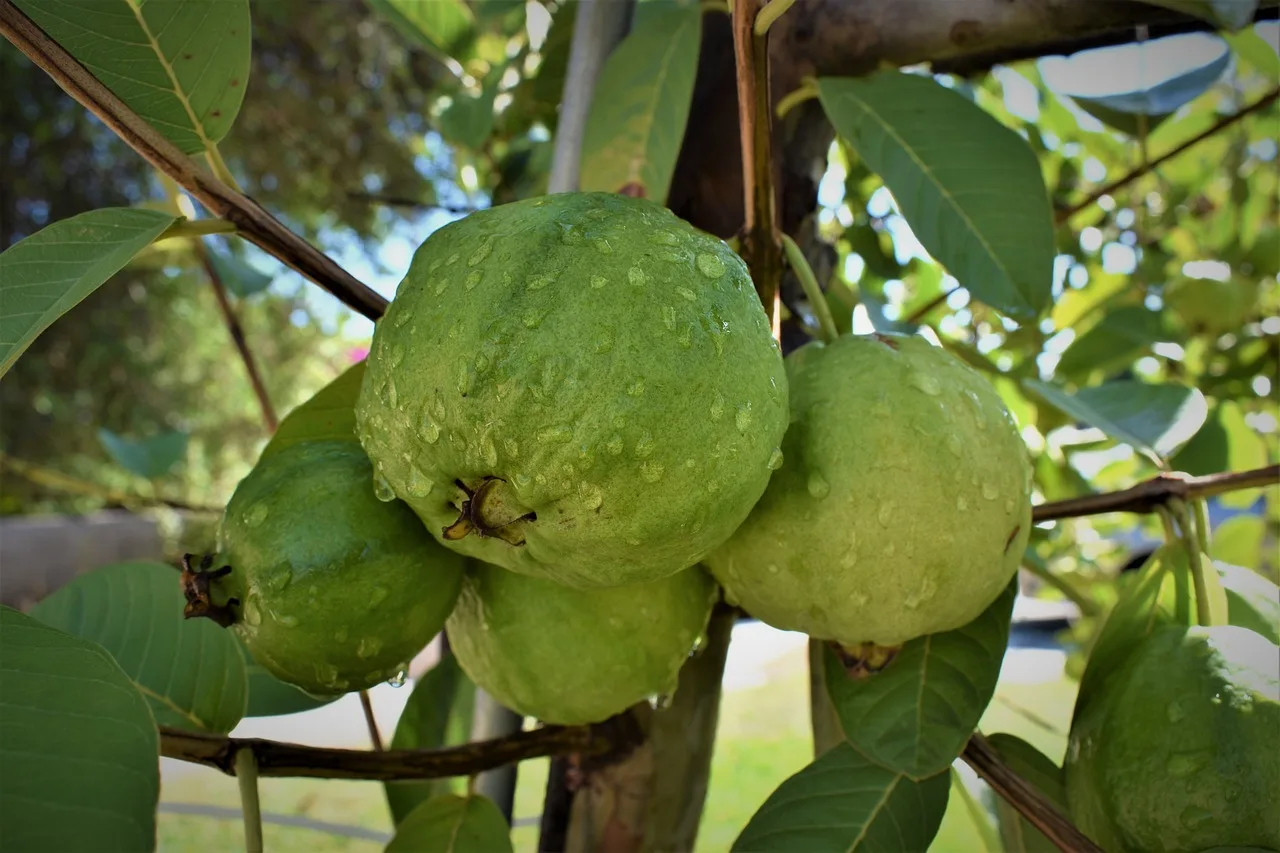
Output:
[
  {"xmin": 445, "ymin": 561, "xmax": 717, "ymax": 724},
  {"xmin": 705, "ymin": 332, "xmax": 1032, "ymax": 647},
  {"xmin": 208, "ymin": 440, "xmax": 465, "ymax": 695},
  {"xmin": 1065, "ymin": 625, "xmax": 1280, "ymax": 853},
  {"xmin": 354, "ymin": 192, "xmax": 788, "ymax": 589}
]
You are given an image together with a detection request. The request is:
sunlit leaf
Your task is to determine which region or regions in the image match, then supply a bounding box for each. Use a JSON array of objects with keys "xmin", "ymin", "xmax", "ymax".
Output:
[
  {"xmin": 0, "ymin": 208, "xmax": 176, "ymax": 376},
  {"xmin": 260, "ymin": 361, "xmax": 366, "ymax": 459},
  {"xmin": 99, "ymin": 428, "xmax": 189, "ymax": 479},
  {"xmin": 386, "ymin": 794, "xmax": 513, "ymax": 853},
  {"xmin": 1172, "ymin": 400, "xmax": 1269, "ymax": 477},
  {"xmin": 1025, "ymin": 379, "xmax": 1207, "ymax": 459},
  {"xmin": 1210, "ymin": 515, "xmax": 1267, "ymax": 570},
  {"xmin": 1055, "ymin": 306, "xmax": 1167, "ymax": 377},
  {"xmin": 1226, "ymin": 27, "xmax": 1280, "ymax": 78},
  {"xmin": 1217, "ymin": 560, "xmax": 1280, "ymax": 645},
  {"xmin": 368, "ymin": 0, "xmax": 475, "ymax": 60}
]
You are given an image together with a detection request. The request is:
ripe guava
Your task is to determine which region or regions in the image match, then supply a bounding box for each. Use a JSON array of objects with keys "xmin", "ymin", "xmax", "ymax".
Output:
[
  {"xmin": 705, "ymin": 332, "xmax": 1032, "ymax": 647},
  {"xmin": 445, "ymin": 561, "xmax": 717, "ymax": 724},
  {"xmin": 210, "ymin": 441, "xmax": 465, "ymax": 695},
  {"xmin": 354, "ymin": 192, "xmax": 788, "ymax": 589},
  {"xmin": 1064, "ymin": 625, "xmax": 1280, "ymax": 853}
]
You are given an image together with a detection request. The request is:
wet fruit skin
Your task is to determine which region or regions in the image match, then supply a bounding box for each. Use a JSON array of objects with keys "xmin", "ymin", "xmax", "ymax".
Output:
[
  {"xmin": 706, "ymin": 332, "xmax": 1032, "ymax": 647},
  {"xmin": 446, "ymin": 561, "xmax": 717, "ymax": 725},
  {"xmin": 355, "ymin": 192, "xmax": 788, "ymax": 589},
  {"xmin": 1064, "ymin": 625, "xmax": 1280, "ymax": 853},
  {"xmin": 215, "ymin": 441, "xmax": 465, "ymax": 695}
]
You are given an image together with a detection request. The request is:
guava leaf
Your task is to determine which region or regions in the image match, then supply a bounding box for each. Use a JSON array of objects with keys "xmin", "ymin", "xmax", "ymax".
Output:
[
  {"xmin": 385, "ymin": 793, "xmax": 513, "ymax": 853},
  {"xmin": 1217, "ymin": 561, "xmax": 1280, "ymax": 645},
  {"xmin": 1135, "ymin": 0, "xmax": 1258, "ymax": 31},
  {"xmin": 260, "ymin": 361, "xmax": 367, "ymax": 459},
  {"xmin": 0, "ymin": 606, "xmax": 159, "ymax": 852},
  {"xmin": 207, "ymin": 246, "xmax": 273, "ymax": 298},
  {"xmin": 385, "ymin": 653, "xmax": 477, "ymax": 825},
  {"xmin": 1024, "ymin": 379, "xmax": 1208, "ymax": 459},
  {"xmin": 368, "ymin": 0, "xmax": 474, "ymax": 60},
  {"xmin": 98, "ymin": 428, "xmax": 189, "ymax": 479},
  {"xmin": 986, "ymin": 733, "xmax": 1067, "ymax": 853},
  {"xmin": 438, "ymin": 86, "xmax": 498, "ymax": 151},
  {"xmin": 1210, "ymin": 515, "xmax": 1267, "ymax": 570},
  {"xmin": 1054, "ymin": 306, "xmax": 1167, "ymax": 377},
  {"xmin": 818, "ymin": 72, "xmax": 1054, "ymax": 320},
  {"xmin": 1226, "ymin": 28, "xmax": 1280, "ymax": 78},
  {"xmin": 945, "ymin": 769, "xmax": 1003, "ymax": 853},
  {"xmin": 731, "ymin": 742, "xmax": 950, "ymax": 852},
  {"xmin": 1172, "ymin": 400, "xmax": 1269, "ymax": 477},
  {"xmin": 30, "ymin": 561, "xmax": 248, "ymax": 734},
  {"xmin": 241, "ymin": 640, "xmax": 341, "ymax": 717},
  {"xmin": 14, "ymin": 0, "xmax": 252, "ymax": 154},
  {"xmin": 579, "ymin": 0, "xmax": 701, "ymax": 202},
  {"xmin": 823, "ymin": 580, "xmax": 1017, "ymax": 779},
  {"xmin": 0, "ymin": 208, "xmax": 177, "ymax": 377}
]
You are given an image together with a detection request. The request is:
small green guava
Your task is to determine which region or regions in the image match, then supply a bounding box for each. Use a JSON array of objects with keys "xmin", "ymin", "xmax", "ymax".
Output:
[
  {"xmin": 211, "ymin": 441, "xmax": 465, "ymax": 695},
  {"xmin": 445, "ymin": 561, "xmax": 717, "ymax": 725},
  {"xmin": 705, "ymin": 332, "xmax": 1032, "ymax": 647},
  {"xmin": 354, "ymin": 192, "xmax": 788, "ymax": 589},
  {"xmin": 1064, "ymin": 625, "xmax": 1280, "ymax": 853}
]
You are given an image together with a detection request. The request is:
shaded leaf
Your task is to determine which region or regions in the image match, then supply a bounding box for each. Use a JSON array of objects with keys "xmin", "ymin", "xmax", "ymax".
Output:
[
  {"xmin": 824, "ymin": 580, "xmax": 1017, "ymax": 779},
  {"xmin": 1172, "ymin": 400, "xmax": 1268, "ymax": 477},
  {"xmin": 30, "ymin": 561, "xmax": 247, "ymax": 734},
  {"xmin": 207, "ymin": 247, "xmax": 273, "ymax": 298},
  {"xmin": 731, "ymin": 742, "xmax": 950, "ymax": 852},
  {"xmin": 438, "ymin": 86, "xmax": 498, "ymax": 151},
  {"xmin": 15, "ymin": 0, "xmax": 251, "ymax": 154},
  {"xmin": 260, "ymin": 361, "xmax": 366, "ymax": 459},
  {"xmin": 819, "ymin": 72, "xmax": 1054, "ymax": 319},
  {"xmin": 0, "ymin": 208, "xmax": 176, "ymax": 376},
  {"xmin": 386, "ymin": 793, "xmax": 513, "ymax": 853},
  {"xmin": 367, "ymin": 0, "xmax": 474, "ymax": 60},
  {"xmin": 1025, "ymin": 379, "xmax": 1207, "ymax": 459},
  {"xmin": 986, "ymin": 733, "xmax": 1066, "ymax": 853},
  {"xmin": 1055, "ymin": 306, "xmax": 1166, "ymax": 377},
  {"xmin": 579, "ymin": 0, "xmax": 701, "ymax": 202},
  {"xmin": 385, "ymin": 653, "xmax": 477, "ymax": 824},
  {"xmin": 0, "ymin": 606, "xmax": 159, "ymax": 852},
  {"xmin": 1136, "ymin": 0, "xmax": 1259, "ymax": 31},
  {"xmin": 1210, "ymin": 515, "xmax": 1267, "ymax": 570},
  {"xmin": 98, "ymin": 427, "xmax": 188, "ymax": 479},
  {"xmin": 844, "ymin": 221, "xmax": 902, "ymax": 280}
]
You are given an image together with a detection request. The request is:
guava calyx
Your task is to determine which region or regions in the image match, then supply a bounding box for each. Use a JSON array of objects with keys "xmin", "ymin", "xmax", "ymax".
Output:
[
  {"xmin": 441, "ymin": 477, "xmax": 536, "ymax": 546},
  {"xmin": 179, "ymin": 552, "xmax": 238, "ymax": 628},
  {"xmin": 830, "ymin": 641, "xmax": 902, "ymax": 680}
]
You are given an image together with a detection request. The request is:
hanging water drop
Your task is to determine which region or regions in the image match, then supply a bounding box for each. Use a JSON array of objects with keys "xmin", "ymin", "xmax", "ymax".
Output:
[{"xmin": 372, "ymin": 474, "xmax": 396, "ymax": 502}]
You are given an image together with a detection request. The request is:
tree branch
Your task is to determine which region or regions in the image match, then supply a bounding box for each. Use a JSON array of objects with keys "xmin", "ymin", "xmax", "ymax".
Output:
[
  {"xmin": 1056, "ymin": 88, "xmax": 1280, "ymax": 225},
  {"xmin": 1033, "ymin": 465, "xmax": 1279, "ymax": 524},
  {"xmin": 962, "ymin": 733, "xmax": 1103, "ymax": 853},
  {"xmin": 0, "ymin": 0, "xmax": 387, "ymax": 321}
]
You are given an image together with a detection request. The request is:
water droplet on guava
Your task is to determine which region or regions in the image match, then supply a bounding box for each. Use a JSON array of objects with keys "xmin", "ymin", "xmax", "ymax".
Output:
[
  {"xmin": 243, "ymin": 598, "xmax": 262, "ymax": 627},
  {"xmin": 594, "ymin": 331, "xmax": 614, "ymax": 354},
  {"xmin": 522, "ymin": 308, "xmax": 545, "ymax": 328},
  {"xmin": 538, "ymin": 425, "xmax": 573, "ymax": 444},
  {"xmin": 676, "ymin": 286, "xmax": 697, "ymax": 302},
  {"xmin": 590, "ymin": 275, "xmax": 607, "ymax": 289},
  {"xmin": 1166, "ymin": 700, "xmax": 1187, "ymax": 723},
  {"xmin": 767, "ymin": 448, "xmax": 785, "ymax": 470},
  {"xmin": 387, "ymin": 669, "xmax": 408, "ymax": 688},
  {"xmin": 945, "ymin": 435, "xmax": 963, "ymax": 457},
  {"xmin": 422, "ymin": 420, "xmax": 441, "ymax": 445},
  {"xmin": 608, "ymin": 616, "xmax": 623, "ymax": 628},
  {"xmin": 662, "ymin": 305, "xmax": 677, "ymax": 331},
  {"xmin": 514, "ymin": 472, "xmax": 532, "ymax": 488},
  {"xmin": 627, "ymin": 378, "xmax": 645, "ymax": 397},
  {"xmin": 405, "ymin": 467, "xmax": 433, "ymax": 497},
  {"xmin": 392, "ymin": 309, "xmax": 413, "ymax": 328},
  {"xmin": 1004, "ymin": 499, "xmax": 1015, "ymax": 514},
  {"xmin": 767, "ymin": 564, "xmax": 780, "ymax": 575},
  {"xmin": 579, "ymin": 482, "xmax": 603, "ymax": 511},
  {"xmin": 982, "ymin": 482, "xmax": 999, "ymax": 500},
  {"xmin": 593, "ymin": 237, "xmax": 612, "ymax": 254},
  {"xmin": 357, "ymin": 636, "xmax": 384, "ymax": 659},
  {"xmin": 696, "ymin": 253, "xmax": 725, "ymax": 278},
  {"xmin": 651, "ymin": 230, "xmax": 678, "ymax": 247},
  {"xmin": 369, "ymin": 586, "xmax": 389, "ymax": 606},
  {"xmin": 245, "ymin": 503, "xmax": 269, "ymax": 527},
  {"xmin": 433, "ymin": 279, "xmax": 448, "ymax": 295},
  {"xmin": 710, "ymin": 393, "xmax": 726, "ymax": 421},
  {"xmin": 1179, "ymin": 806, "xmax": 1213, "ymax": 830},
  {"xmin": 465, "ymin": 269, "xmax": 482, "ymax": 291},
  {"xmin": 267, "ymin": 568, "xmax": 292, "ymax": 592},
  {"xmin": 626, "ymin": 537, "xmax": 642, "ymax": 546},
  {"xmin": 909, "ymin": 372, "xmax": 943, "ymax": 396},
  {"xmin": 445, "ymin": 252, "xmax": 460, "ymax": 266},
  {"xmin": 372, "ymin": 475, "xmax": 396, "ymax": 502},
  {"xmin": 639, "ymin": 461, "xmax": 665, "ymax": 483},
  {"xmin": 628, "ymin": 266, "xmax": 647, "ymax": 286},
  {"xmin": 735, "ymin": 402, "xmax": 753, "ymax": 434},
  {"xmin": 634, "ymin": 432, "xmax": 655, "ymax": 458},
  {"xmin": 526, "ymin": 273, "xmax": 553, "ymax": 291},
  {"xmin": 841, "ymin": 549, "xmax": 858, "ymax": 569},
  {"xmin": 878, "ymin": 502, "xmax": 894, "ymax": 526},
  {"xmin": 807, "ymin": 472, "xmax": 830, "ymax": 499},
  {"xmin": 1166, "ymin": 750, "xmax": 1210, "ymax": 778},
  {"xmin": 388, "ymin": 344, "xmax": 405, "ymax": 369},
  {"xmin": 957, "ymin": 496, "xmax": 969, "ymax": 511},
  {"xmin": 333, "ymin": 627, "xmax": 349, "ymax": 644},
  {"xmin": 278, "ymin": 614, "xmax": 299, "ymax": 628},
  {"xmin": 468, "ymin": 238, "xmax": 494, "ymax": 266},
  {"xmin": 606, "ymin": 435, "xmax": 624, "ymax": 455}
]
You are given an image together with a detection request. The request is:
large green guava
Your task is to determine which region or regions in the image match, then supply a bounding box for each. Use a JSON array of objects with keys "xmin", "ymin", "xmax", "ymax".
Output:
[
  {"xmin": 445, "ymin": 561, "xmax": 717, "ymax": 725},
  {"xmin": 354, "ymin": 192, "xmax": 788, "ymax": 589},
  {"xmin": 1064, "ymin": 625, "xmax": 1280, "ymax": 853},
  {"xmin": 705, "ymin": 332, "xmax": 1032, "ymax": 647},
  {"xmin": 212, "ymin": 441, "xmax": 465, "ymax": 695}
]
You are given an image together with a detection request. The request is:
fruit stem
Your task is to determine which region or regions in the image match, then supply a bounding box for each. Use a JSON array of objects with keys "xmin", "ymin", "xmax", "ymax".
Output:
[
  {"xmin": 234, "ymin": 747, "xmax": 264, "ymax": 853},
  {"xmin": 780, "ymin": 233, "xmax": 838, "ymax": 344},
  {"xmin": 359, "ymin": 690, "xmax": 384, "ymax": 751},
  {"xmin": 1170, "ymin": 499, "xmax": 1215, "ymax": 628}
]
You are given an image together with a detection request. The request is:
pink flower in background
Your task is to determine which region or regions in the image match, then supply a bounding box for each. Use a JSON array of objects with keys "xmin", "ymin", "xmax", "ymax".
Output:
[{"xmin": 349, "ymin": 346, "xmax": 369, "ymax": 363}]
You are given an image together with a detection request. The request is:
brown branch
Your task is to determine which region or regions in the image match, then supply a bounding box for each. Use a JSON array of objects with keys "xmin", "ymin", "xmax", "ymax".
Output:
[
  {"xmin": 159, "ymin": 723, "xmax": 614, "ymax": 781},
  {"xmin": 358, "ymin": 690, "xmax": 384, "ymax": 752},
  {"xmin": 962, "ymin": 734, "xmax": 1103, "ymax": 853},
  {"xmin": 1033, "ymin": 465, "xmax": 1279, "ymax": 524},
  {"xmin": 193, "ymin": 243, "xmax": 278, "ymax": 432},
  {"xmin": 1056, "ymin": 88, "xmax": 1280, "ymax": 225},
  {"xmin": 0, "ymin": 1, "xmax": 387, "ymax": 321}
]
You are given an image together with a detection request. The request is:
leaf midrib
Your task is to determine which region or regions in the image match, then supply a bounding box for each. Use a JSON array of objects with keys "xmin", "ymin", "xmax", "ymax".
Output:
[{"xmin": 122, "ymin": 0, "xmax": 217, "ymax": 155}]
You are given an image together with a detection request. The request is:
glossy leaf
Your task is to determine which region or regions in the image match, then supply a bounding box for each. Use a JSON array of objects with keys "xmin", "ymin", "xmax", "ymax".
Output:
[
  {"xmin": 1025, "ymin": 379, "xmax": 1207, "ymax": 459},
  {"xmin": 986, "ymin": 733, "xmax": 1066, "ymax": 853},
  {"xmin": 30, "ymin": 561, "xmax": 248, "ymax": 733},
  {"xmin": 0, "ymin": 208, "xmax": 176, "ymax": 376},
  {"xmin": 1055, "ymin": 306, "xmax": 1166, "ymax": 377},
  {"xmin": 824, "ymin": 580, "xmax": 1017, "ymax": 779},
  {"xmin": 15, "ymin": 0, "xmax": 251, "ymax": 154},
  {"xmin": 819, "ymin": 72, "xmax": 1054, "ymax": 319},
  {"xmin": 386, "ymin": 794, "xmax": 514, "ymax": 853},
  {"xmin": 1217, "ymin": 560, "xmax": 1280, "ymax": 645},
  {"xmin": 1137, "ymin": 0, "xmax": 1259, "ymax": 31},
  {"xmin": 207, "ymin": 247, "xmax": 273, "ymax": 297},
  {"xmin": 0, "ymin": 606, "xmax": 159, "ymax": 852},
  {"xmin": 368, "ymin": 0, "xmax": 474, "ymax": 60},
  {"xmin": 731, "ymin": 742, "xmax": 950, "ymax": 852},
  {"xmin": 98, "ymin": 428, "xmax": 189, "ymax": 479},
  {"xmin": 579, "ymin": 0, "xmax": 701, "ymax": 202},
  {"xmin": 260, "ymin": 361, "xmax": 366, "ymax": 459},
  {"xmin": 385, "ymin": 653, "xmax": 477, "ymax": 824}
]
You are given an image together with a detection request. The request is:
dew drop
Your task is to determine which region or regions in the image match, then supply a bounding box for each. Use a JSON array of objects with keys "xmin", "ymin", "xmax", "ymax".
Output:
[
  {"xmin": 373, "ymin": 475, "xmax": 396, "ymax": 502},
  {"xmin": 647, "ymin": 693, "xmax": 674, "ymax": 711},
  {"xmin": 675, "ymin": 286, "xmax": 697, "ymax": 302},
  {"xmin": 468, "ymin": 238, "xmax": 494, "ymax": 267},
  {"xmin": 522, "ymin": 309, "xmax": 545, "ymax": 328},
  {"xmin": 840, "ymin": 549, "xmax": 858, "ymax": 569},
  {"xmin": 767, "ymin": 564, "xmax": 780, "ymax": 575},
  {"xmin": 278, "ymin": 614, "xmax": 299, "ymax": 628},
  {"xmin": 405, "ymin": 467, "xmax": 434, "ymax": 498},
  {"xmin": 590, "ymin": 275, "xmax": 607, "ymax": 289},
  {"xmin": 634, "ymin": 432, "xmax": 655, "ymax": 458},
  {"xmin": 677, "ymin": 325, "xmax": 694, "ymax": 349},
  {"xmin": 606, "ymin": 434, "xmax": 624, "ymax": 455},
  {"xmin": 884, "ymin": 541, "xmax": 897, "ymax": 557},
  {"xmin": 627, "ymin": 378, "xmax": 645, "ymax": 397},
  {"xmin": 423, "ymin": 420, "xmax": 441, "ymax": 444},
  {"xmin": 628, "ymin": 266, "xmax": 647, "ymax": 286},
  {"xmin": 268, "ymin": 568, "xmax": 292, "ymax": 592},
  {"xmin": 387, "ymin": 379, "xmax": 398, "ymax": 408},
  {"xmin": 358, "ymin": 636, "xmax": 384, "ymax": 659},
  {"xmin": 465, "ymin": 269, "xmax": 482, "ymax": 291},
  {"xmin": 945, "ymin": 434, "xmax": 963, "ymax": 457},
  {"xmin": 1166, "ymin": 750, "xmax": 1209, "ymax": 778},
  {"xmin": 806, "ymin": 472, "xmax": 830, "ymax": 499},
  {"xmin": 1004, "ymin": 499, "xmax": 1015, "ymax": 514},
  {"xmin": 369, "ymin": 586, "xmax": 389, "ymax": 606},
  {"xmin": 650, "ymin": 230, "xmax": 678, "ymax": 247},
  {"xmin": 392, "ymin": 309, "xmax": 413, "ymax": 328},
  {"xmin": 578, "ymin": 482, "xmax": 604, "ymax": 511},
  {"xmin": 982, "ymin": 482, "xmax": 1000, "ymax": 500},
  {"xmin": 593, "ymin": 237, "xmax": 612, "ymax": 254},
  {"xmin": 594, "ymin": 331, "xmax": 614, "ymax": 354},
  {"xmin": 735, "ymin": 402, "xmax": 753, "ymax": 434},
  {"xmin": 767, "ymin": 448, "xmax": 785, "ymax": 470},
  {"xmin": 539, "ymin": 425, "xmax": 573, "ymax": 444},
  {"xmin": 662, "ymin": 305, "xmax": 677, "ymax": 331},
  {"xmin": 387, "ymin": 669, "xmax": 409, "ymax": 688},
  {"xmin": 526, "ymin": 273, "xmax": 553, "ymax": 291},
  {"xmin": 957, "ymin": 496, "xmax": 969, "ymax": 511},
  {"xmin": 878, "ymin": 502, "xmax": 894, "ymax": 526},
  {"xmin": 245, "ymin": 503, "xmax": 269, "ymax": 528},
  {"xmin": 608, "ymin": 616, "xmax": 623, "ymax": 628},
  {"xmin": 639, "ymin": 461, "xmax": 665, "ymax": 482},
  {"xmin": 710, "ymin": 392, "xmax": 726, "ymax": 422},
  {"xmin": 445, "ymin": 252, "xmax": 460, "ymax": 266},
  {"xmin": 559, "ymin": 222, "xmax": 585, "ymax": 245},
  {"xmin": 1166, "ymin": 700, "xmax": 1187, "ymax": 723},
  {"xmin": 696, "ymin": 253, "xmax": 726, "ymax": 279},
  {"xmin": 242, "ymin": 598, "xmax": 262, "ymax": 627}
]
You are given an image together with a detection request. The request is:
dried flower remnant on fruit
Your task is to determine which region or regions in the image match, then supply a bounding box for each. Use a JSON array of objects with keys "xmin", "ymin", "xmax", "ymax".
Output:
[
  {"xmin": 831, "ymin": 640, "xmax": 901, "ymax": 680},
  {"xmin": 179, "ymin": 553, "xmax": 238, "ymax": 628}
]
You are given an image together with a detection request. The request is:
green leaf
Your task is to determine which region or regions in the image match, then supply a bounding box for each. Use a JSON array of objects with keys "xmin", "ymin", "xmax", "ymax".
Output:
[
  {"xmin": 242, "ymin": 640, "xmax": 341, "ymax": 717},
  {"xmin": 1172, "ymin": 400, "xmax": 1269, "ymax": 477},
  {"xmin": 731, "ymin": 742, "xmax": 950, "ymax": 852},
  {"xmin": 438, "ymin": 86, "xmax": 498, "ymax": 151},
  {"xmin": 986, "ymin": 733, "xmax": 1066, "ymax": 853},
  {"xmin": 385, "ymin": 653, "xmax": 477, "ymax": 824},
  {"xmin": 369, "ymin": 0, "xmax": 475, "ymax": 60},
  {"xmin": 1210, "ymin": 515, "xmax": 1266, "ymax": 569},
  {"xmin": 1024, "ymin": 379, "xmax": 1208, "ymax": 459},
  {"xmin": 260, "ymin": 361, "xmax": 366, "ymax": 459},
  {"xmin": 1217, "ymin": 560, "xmax": 1280, "ymax": 645},
  {"xmin": 0, "ymin": 208, "xmax": 177, "ymax": 376},
  {"xmin": 818, "ymin": 72, "xmax": 1055, "ymax": 319},
  {"xmin": 386, "ymin": 794, "xmax": 514, "ymax": 853},
  {"xmin": 1055, "ymin": 306, "xmax": 1166, "ymax": 377},
  {"xmin": 98, "ymin": 427, "xmax": 189, "ymax": 479},
  {"xmin": 1226, "ymin": 27, "xmax": 1280, "ymax": 79},
  {"xmin": 0, "ymin": 606, "xmax": 159, "ymax": 852},
  {"xmin": 1136, "ymin": 0, "xmax": 1259, "ymax": 31},
  {"xmin": 30, "ymin": 561, "xmax": 248, "ymax": 734},
  {"xmin": 15, "ymin": 0, "xmax": 252, "ymax": 154},
  {"xmin": 579, "ymin": 0, "xmax": 702, "ymax": 202},
  {"xmin": 824, "ymin": 580, "xmax": 1016, "ymax": 779},
  {"xmin": 207, "ymin": 247, "xmax": 273, "ymax": 298}
]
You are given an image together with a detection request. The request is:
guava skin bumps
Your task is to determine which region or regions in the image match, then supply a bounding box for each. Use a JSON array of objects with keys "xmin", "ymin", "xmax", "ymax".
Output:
[
  {"xmin": 355, "ymin": 192, "xmax": 788, "ymax": 589},
  {"xmin": 446, "ymin": 561, "xmax": 718, "ymax": 725},
  {"xmin": 706, "ymin": 333, "xmax": 1033, "ymax": 647},
  {"xmin": 216, "ymin": 441, "xmax": 465, "ymax": 695}
]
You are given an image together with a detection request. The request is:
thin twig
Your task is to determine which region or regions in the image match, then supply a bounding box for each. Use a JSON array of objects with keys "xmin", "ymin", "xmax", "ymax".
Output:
[
  {"xmin": 194, "ymin": 243, "xmax": 278, "ymax": 432},
  {"xmin": 963, "ymin": 733, "xmax": 1104, "ymax": 853},
  {"xmin": 0, "ymin": 1, "xmax": 387, "ymax": 321},
  {"xmin": 0, "ymin": 452, "xmax": 220, "ymax": 513},
  {"xmin": 159, "ymin": 723, "xmax": 611, "ymax": 781},
  {"xmin": 1033, "ymin": 465, "xmax": 1279, "ymax": 523},
  {"xmin": 753, "ymin": 0, "xmax": 798, "ymax": 36},
  {"xmin": 358, "ymin": 690, "xmax": 384, "ymax": 752},
  {"xmin": 1055, "ymin": 87, "xmax": 1279, "ymax": 225},
  {"xmin": 234, "ymin": 748, "xmax": 264, "ymax": 853},
  {"xmin": 781, "ymin": 234, "xmax": 837, "ymax": 343}
]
